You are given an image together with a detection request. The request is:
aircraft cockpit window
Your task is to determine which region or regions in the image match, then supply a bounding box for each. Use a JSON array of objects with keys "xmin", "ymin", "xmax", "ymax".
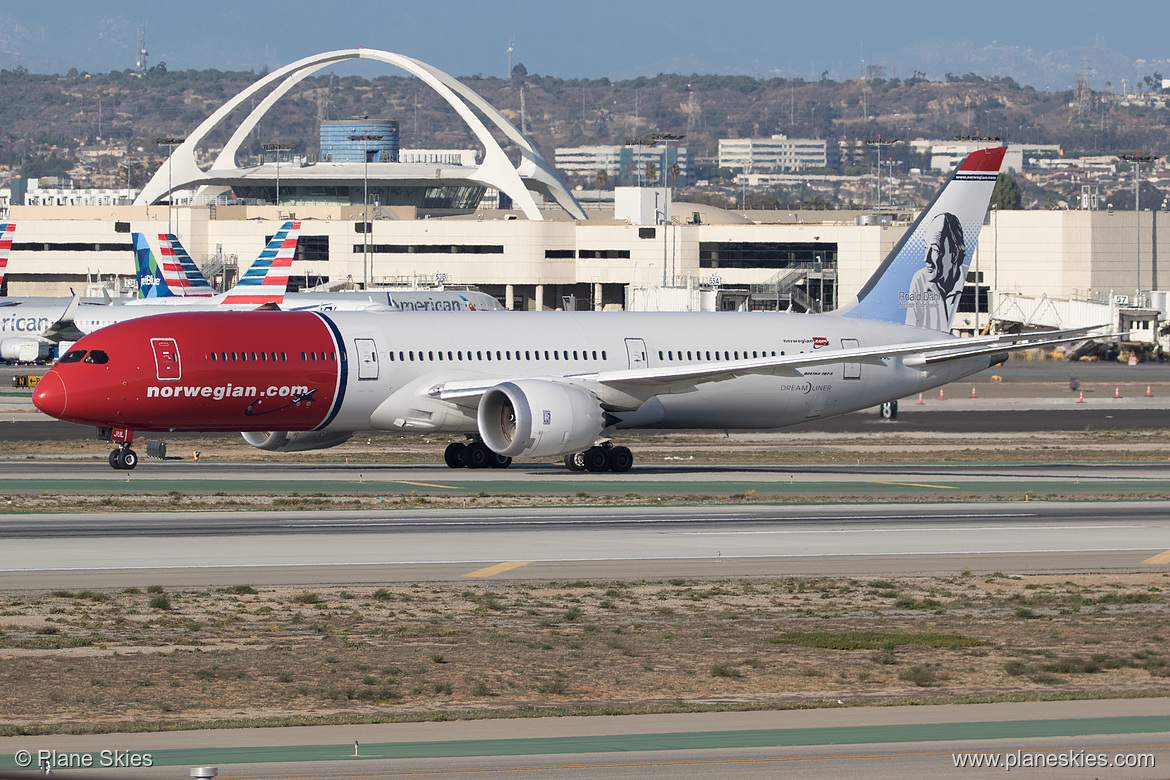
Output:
[
  {"xmin": 59, "ymin": 350, "xmax": 87, "ymax": 364},
  {"xmin": 83, "ymin": 350, "xmax": 109, "ymax": 365}
]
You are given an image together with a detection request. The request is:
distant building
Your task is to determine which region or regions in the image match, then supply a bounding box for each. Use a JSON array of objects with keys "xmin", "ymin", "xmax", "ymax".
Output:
[
  {"xmin": 907, "ymin": 141, "xmax": 1060, "ymax": 174},
  {"xmin": 319, "ymin": 120, "xmax": 400, "ymax": 163},
  {"xmin": 718, "ymin": 135, "xmax": 839, "ymax": 172},
  {"xmin": 555, "ymin": 145, "xmax": 690, "ymax": 185}
]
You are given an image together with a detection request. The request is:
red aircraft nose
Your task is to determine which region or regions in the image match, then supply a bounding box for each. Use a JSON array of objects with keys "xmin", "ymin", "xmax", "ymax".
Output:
[{"xmin": 33, "ymin": 370, "xmax": 67, "ymax": 419}]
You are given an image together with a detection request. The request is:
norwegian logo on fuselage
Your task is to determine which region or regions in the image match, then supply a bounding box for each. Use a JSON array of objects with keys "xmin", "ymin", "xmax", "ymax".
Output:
[{"xmin": 812, "ymin": 337, "xmax": 829, "ymax": 349}]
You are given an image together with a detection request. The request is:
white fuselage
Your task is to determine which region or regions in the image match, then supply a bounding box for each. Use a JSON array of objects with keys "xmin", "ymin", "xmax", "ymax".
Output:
[{"xmin": 319, "ymin": 310, "xmax": 992, "ymax": 434}]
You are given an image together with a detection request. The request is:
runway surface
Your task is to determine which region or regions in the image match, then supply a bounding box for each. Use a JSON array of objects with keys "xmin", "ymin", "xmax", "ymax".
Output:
[
  {"xmin": 4, "ymin": 365, "xmax": 1170, "ymax": 777},
  {"xmin": 1, "ymin": 699, "xmax": 1167, "ymax": 778},
  {"xmin": 2, "ymin": 501, "xmax": 1168, "ymax": 588}
]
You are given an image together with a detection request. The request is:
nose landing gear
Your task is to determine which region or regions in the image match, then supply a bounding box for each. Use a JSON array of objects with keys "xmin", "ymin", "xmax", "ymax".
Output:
[
  {"xmin": 109, "ymin": 445, "xmax": 138, "ymax": 470},
  {"xmin": 101, "ymin": 426, "xmax": 138, "ymax": 470}
]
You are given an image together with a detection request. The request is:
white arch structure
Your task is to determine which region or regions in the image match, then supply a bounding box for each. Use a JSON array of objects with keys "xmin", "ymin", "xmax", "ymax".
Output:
[{"xmin": 135, "ymin": 48, "xmax": 585, "ymax": 221}]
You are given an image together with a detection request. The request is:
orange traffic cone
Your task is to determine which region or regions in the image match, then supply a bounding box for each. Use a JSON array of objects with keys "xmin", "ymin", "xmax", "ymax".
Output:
[
  {"xmin": 939, "ymin": 387, "xmax": 945, "ymax": 401},
  {"xmin": 1115, "ymin": 386, "xmax": 1121, "ymax": 398},
  {"xmin": 1147, "ymin": 385, "xmax": 1152, "ymax": 397},
  {"xmin": 917, "ymin": 393, "xmax": 923, "ymax": 405},
  {"xmin": 971, "ymin": 386, "xmax": 977, "ymax": 398},
  {"xmin": 1078, "ymin": 390, "xmax": 1085, "ymax": 403}
]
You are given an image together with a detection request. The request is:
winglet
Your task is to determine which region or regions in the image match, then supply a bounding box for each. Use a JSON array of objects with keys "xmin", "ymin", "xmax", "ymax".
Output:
[
  {"xmin": 41, "ymin": 293, "xmax": 84, "ymax": 344},
  {"xmin": 217, "ymin": 221, "xmax": 301, "ymax": 306},
  {"xmin": 836, "ymin": 146, "xmax": 1006, "ymax": 331}
]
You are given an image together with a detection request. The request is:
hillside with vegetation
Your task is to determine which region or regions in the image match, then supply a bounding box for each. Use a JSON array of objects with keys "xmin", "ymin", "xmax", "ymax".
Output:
[{"xmin": 0, "ymin": 65, "xmax": 1165, "ymax": 208}]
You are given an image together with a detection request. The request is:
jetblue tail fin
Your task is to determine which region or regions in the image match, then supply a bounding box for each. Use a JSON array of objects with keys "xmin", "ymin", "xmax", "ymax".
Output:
[
  {"xmin": 158, "ymin": 233, "xmax": 216, "ymax": 296},
  {"xmin": 835, "ymin": 146, "xmax": 1006, "ymax": 331},
  {"xmin": 133, "ymin": 232, "xmax": 174, "ymax": 299},
  {"xmin": 215, "ymin": 221, "xmax": 300, "ymax": 305},
  {"xmin": 0, "ymin": 222, "xmax": 14, "ymax": 292}
]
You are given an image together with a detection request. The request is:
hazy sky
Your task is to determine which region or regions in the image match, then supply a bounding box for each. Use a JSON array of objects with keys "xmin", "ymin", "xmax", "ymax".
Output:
[{"xmin": 1, "ymin": 0, "xmax": 1165, "ymax": 87}]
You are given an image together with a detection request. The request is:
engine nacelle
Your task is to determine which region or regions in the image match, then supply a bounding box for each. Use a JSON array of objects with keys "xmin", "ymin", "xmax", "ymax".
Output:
[
  {"xmin": 477, "ymin": 380, "xmax": 606, "ymax": 458},
  {"xmin": 1, "ymin": 338, "xmax": 48, "ymax": 363},
  {"xmin": 241, "ymin": 430, "xmax": 354, "ymax": 452}
]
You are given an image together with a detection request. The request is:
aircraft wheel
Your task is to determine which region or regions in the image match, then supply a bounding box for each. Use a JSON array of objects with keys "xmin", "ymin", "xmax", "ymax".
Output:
[
  {"xmin": 119, "ymin": 448, "xmax": 139, "ymax": 470},
  {"xmin": 464, "ymin": 442, "xmax": 491, "ymax": 469},
  {"xmin": 879, "ymin": 400, "xmax": 898, "ymax": 420},
  {"xmin": 109, "ymin": 450, "xmax": 122, "ymax": 470},
  {"xmin": 443, "ymin": 442, "xmax": 467, "ymax": 469},
  {"xmin": 564, "ymin": 452, "xmax": 587, "ymax": 472},
  {"xmin": 584, "ymin": 446, "xmax": 611, "ymax": 473},
  {"xmin": 609, "ymin": 446, "xmax": 634, "ymax": 473},
  {"xmin": 488, "ymin": 452, "xmax": 512, "ymax": 469}
]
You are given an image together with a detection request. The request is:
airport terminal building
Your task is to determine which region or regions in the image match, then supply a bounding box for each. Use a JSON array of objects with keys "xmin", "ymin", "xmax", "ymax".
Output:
[{"xmin": 1, "ymin": 49, "xmax": 1167, "ymax": 340}]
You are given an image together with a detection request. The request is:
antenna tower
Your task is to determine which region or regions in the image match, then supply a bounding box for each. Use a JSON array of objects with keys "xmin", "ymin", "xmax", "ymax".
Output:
[
  {"xmin": 1074, "ymin": 54, "xmax": 1093, "ymax": 118},
  {"xmin": 136, "ymin": 25, "xmax": 148, "ymax": 73}
]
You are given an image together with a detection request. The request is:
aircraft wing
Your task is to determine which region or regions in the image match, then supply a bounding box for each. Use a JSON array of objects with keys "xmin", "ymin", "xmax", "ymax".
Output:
[
  {"xmin": 431, "ymin": 326, "xmax": 1108, "ymax": 403},
  {"xmin": 40, "ymin": 294, "xmax": 86, "ymax": 344}
]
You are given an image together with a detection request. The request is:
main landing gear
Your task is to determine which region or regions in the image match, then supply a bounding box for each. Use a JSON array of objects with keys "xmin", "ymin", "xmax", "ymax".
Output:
[
  {"xmin": 443, "ymin": 440, "xmax": 512, "ymax": 470},
  {"xmin": 108, "ymin": 445, "xmax": 138, "ymax": 470},
  {"xmin": 564, "ymin": 443, "xmax": 633, "ymax": 473}
]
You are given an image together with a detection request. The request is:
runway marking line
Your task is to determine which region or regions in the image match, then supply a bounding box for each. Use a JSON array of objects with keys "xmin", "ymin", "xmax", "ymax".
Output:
[
  {"xmin": 1142, "ymin": 549, "xmax": 1170, "ymax": 564},
  {"xmin": 213, "ymin": 742, "xmax": 1170, "ymax": 778},
  {"xmin": 872, "ymin": 481, "xmax": 958, "ymax": 490},
  {"xmin": 391, "ymin": 480, "xmax": 460, "ymax": 490},
  {"xmin": 461, "ymin": 561, "xmax": 533, "ymax": 578}
]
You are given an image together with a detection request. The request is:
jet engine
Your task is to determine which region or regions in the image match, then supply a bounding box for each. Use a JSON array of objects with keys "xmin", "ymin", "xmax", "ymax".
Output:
[
  {"xmin": 241, "ymin": 430, "xmax": 354, "ymax": 452},
  {"xmin": 477, "ymin": 379, "xmax": 607, "ymax": 458},
  {"xmin": 1, "ymin": 338, "xmax": 48, "ymax": 363}
]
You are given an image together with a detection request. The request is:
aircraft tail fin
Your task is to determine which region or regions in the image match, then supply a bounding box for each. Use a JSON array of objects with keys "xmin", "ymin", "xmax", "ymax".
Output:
[
  {"xmin": 835, "ymin": 146, "xmax": 1006, "ymax": 331},
  {"xmin": 215, "ymin": 221, "xmax": 300, "ymax": 306},
  {"xmin": 0, "ymin": 222, "xmax": 14, "ymax": 292},
  {"xmin": 157, "ymin": 233, "xmax": 216, "ymax": 296},
  {"xmin": 132, "ymin": 232, "xmax": 175, "ymax": 299}
]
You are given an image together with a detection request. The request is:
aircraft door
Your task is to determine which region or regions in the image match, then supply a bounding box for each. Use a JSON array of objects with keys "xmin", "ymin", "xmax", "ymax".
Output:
[
  {"xmin": 355, "ymin": 338, "xmax": 379, "ymax": 380},
  {"xmin": 624, "ymin": 338, "xmax": 648, "ymax": 370},
  {"xmin": 841, "ymin": 338, "xmax": 861, "ymax": 380},
  {"xmin": 151, "ymin": 338, "xmax": 181, "ymax": 381}
]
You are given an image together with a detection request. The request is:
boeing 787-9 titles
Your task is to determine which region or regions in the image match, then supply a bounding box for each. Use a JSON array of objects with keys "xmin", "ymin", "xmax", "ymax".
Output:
[{"xmin": 33, "ymin": 147, "xmax": 1103, "ymax": 471}]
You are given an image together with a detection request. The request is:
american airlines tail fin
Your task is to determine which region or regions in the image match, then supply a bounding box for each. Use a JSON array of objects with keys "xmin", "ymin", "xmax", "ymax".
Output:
[
  {"xmin": 0, "ymin": 222, "xmax": 14, "ymax": 291},
  {"xmin": 835, "ymin": 146, "xmax": 1006, "ymax": 331},
  {"xmin": 158, "ymin": 233, "xmax": 216, "ymax": 296},
  {"xmin": 215, "ymin": 221, "xmax": 300, "ymax": 306}
]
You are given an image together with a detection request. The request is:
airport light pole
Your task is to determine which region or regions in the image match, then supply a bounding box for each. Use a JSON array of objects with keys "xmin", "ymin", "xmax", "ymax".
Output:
[
  {"xmin": 863, "ymin": 136, "xmax": 898, "ymax": 212},
  {"xmin": 1120, "ymin": 152, "xmax": 1159, "ymax": 299},
  {"xmin": 154, "ymin": 135, "xmax": 186, "ymax": 235},
  {"xmin": 650, "ymin": 133, "xmax": 684, "ymax": 286},
  {"xmin": 349, "ymin": 134, "xmax": 383, "ymax": 288},
  {"xmin": 261, "ymin": 142, "xmax": 297, "ymax": 209}
]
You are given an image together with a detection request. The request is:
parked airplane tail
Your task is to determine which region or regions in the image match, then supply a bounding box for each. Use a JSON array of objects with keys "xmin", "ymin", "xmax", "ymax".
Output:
[
  {"xmin": 0, "ymin": 222, "xmax": 14, "ymax": 290},
  {"xmin": 835, "ymin": 146, "xmax": 1006, "ymax": 331},
  {"xmin": 216, "ymin": 221, "xmax": 300, "ymax": 305},
  {"xmin": 133, "ymin": 233, "xmax": 174, "ymax": 299},
  {"xmin": 158, "ymin": 233, "xmax": 216, "ymax": 296}
]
